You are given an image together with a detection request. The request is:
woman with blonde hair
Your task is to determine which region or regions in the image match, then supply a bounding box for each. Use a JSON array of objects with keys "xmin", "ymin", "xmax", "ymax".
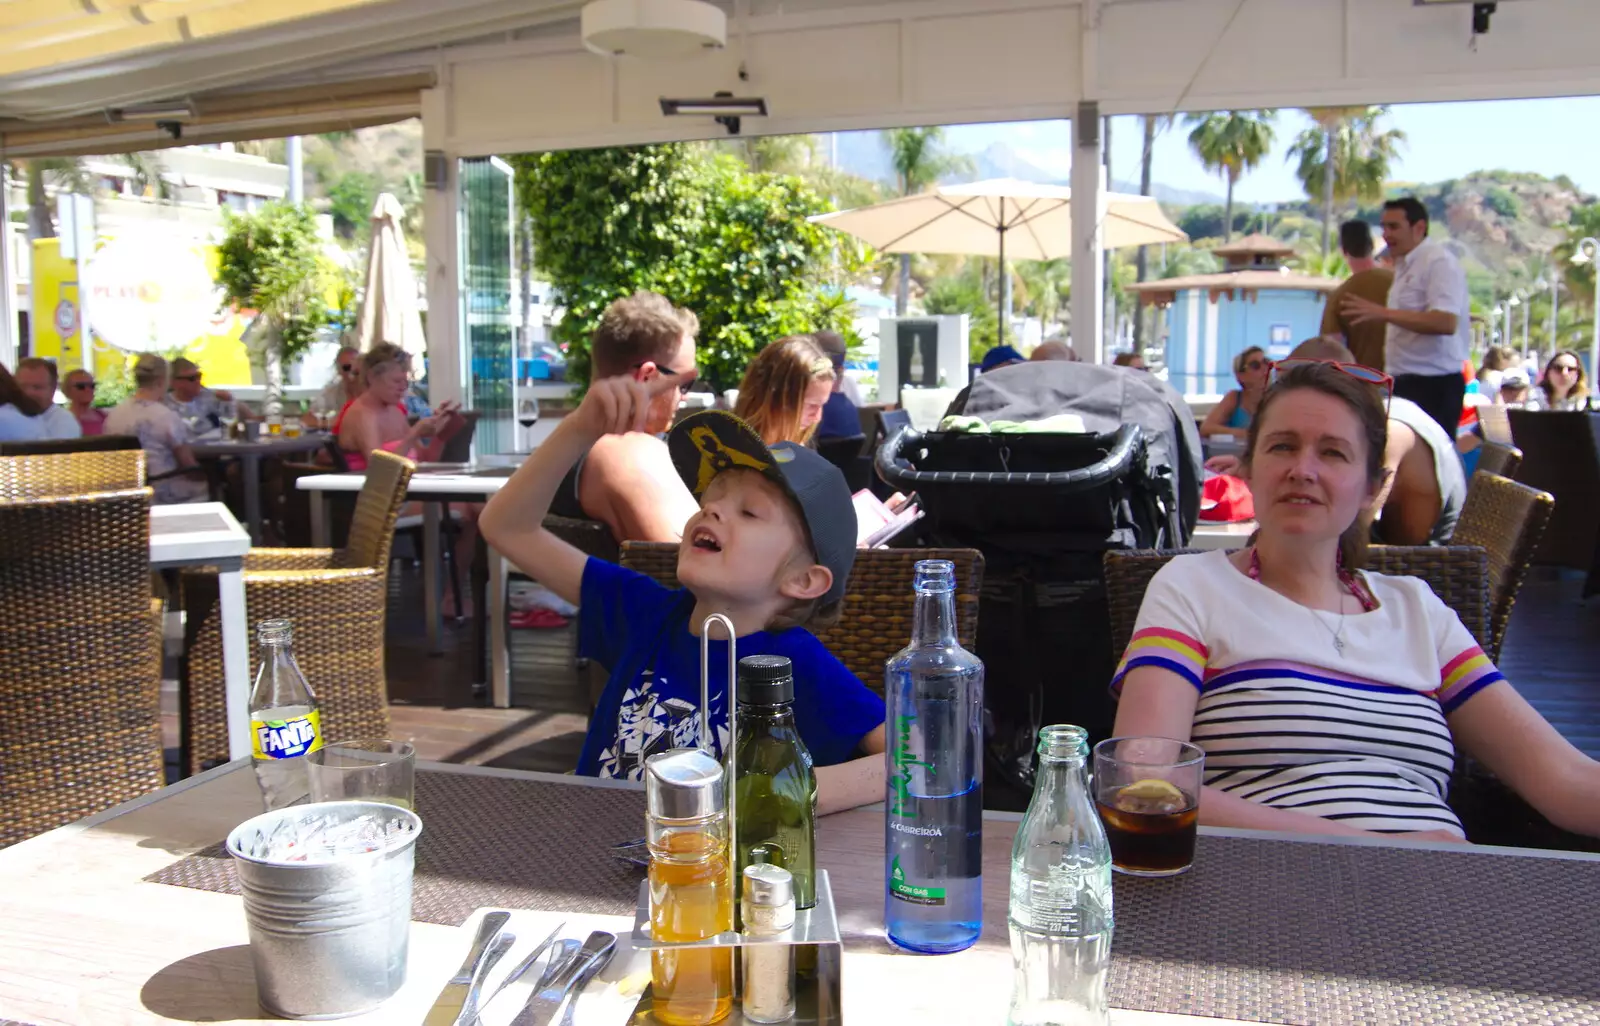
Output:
[{"xmin": 734, "ymin": 335, "xmax": 836, "ymax": 447}]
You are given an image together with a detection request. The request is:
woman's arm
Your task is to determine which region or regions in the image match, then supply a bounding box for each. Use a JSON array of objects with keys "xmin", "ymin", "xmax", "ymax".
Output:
[
  {"xmin": 1449, "ymin": 680, "xmax": 1600, "ymax": 837},
  {"xmin": 481, "ymin": 371, "xmax": 689, "ymax": 607},
  {"xmin": 1115, "ymin": 666, "xmax": 1378, "ymax": 839},
  {"xmin": 1199, "ymin": 391, "xmax": 1240, "ymax": 438}
]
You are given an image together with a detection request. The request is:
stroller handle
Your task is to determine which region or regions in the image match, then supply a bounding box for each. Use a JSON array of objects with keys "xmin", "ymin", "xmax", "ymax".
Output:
[{"xmin": 876, "ymin": 422, "xmax": 1146, "ymax": 491}]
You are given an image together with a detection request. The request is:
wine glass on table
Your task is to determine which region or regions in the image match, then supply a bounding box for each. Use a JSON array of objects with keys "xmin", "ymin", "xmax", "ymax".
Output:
[
  {"xmin": 217, "ymin": 400, "xmax": 238, "ymax": 440},
  {"xmin": 517, "ymin": 398, "xmax": 539, "ymax": 451}
]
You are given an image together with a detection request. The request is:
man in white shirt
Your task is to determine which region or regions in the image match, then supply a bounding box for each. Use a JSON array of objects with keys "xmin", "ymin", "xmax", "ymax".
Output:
[
  {"xmin": 1339, "ymin": 197, "xmax": 1471, "ymax": 436},
  {"xmin": 14, "ymin": 357, "xmax": 82, "ymax": 440}
]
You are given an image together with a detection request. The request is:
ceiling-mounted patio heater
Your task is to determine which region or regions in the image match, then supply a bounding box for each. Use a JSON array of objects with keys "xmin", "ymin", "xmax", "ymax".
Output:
[{"xmin": 581, "ymin": 0, "xmax": 727, "ymax": 59}]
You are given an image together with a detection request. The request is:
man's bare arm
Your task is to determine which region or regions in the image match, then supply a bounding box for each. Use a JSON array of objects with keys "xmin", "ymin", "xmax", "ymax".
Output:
[{"xmin": 583, "ymin": 434, "xmax": 700, "ymax": 543}]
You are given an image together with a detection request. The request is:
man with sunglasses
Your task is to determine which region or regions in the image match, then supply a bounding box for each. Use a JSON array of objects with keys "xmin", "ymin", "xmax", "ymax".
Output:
[
  {"xmin": 14, "ymin": 358, "xmax": 82, "ymax": 440},
  {"xmin": 548, "ymin": 291, "xmax": 701, "ymax": 544},
  {"xmin": 165, "ymin": 357, "xmax": 237, "ymax": 428},
  {"xmin": 62, "ymin": 368, "xmax": 106, "ymax": 435},
  {"xmin": 1339, "ymin": 197, "xmax": 1471, "ymax": 437}
]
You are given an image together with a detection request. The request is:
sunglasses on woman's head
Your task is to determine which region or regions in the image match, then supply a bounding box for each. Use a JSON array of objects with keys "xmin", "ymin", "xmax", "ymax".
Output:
[{"xmin": 1271, "ymin": 358, "xmax": 1394, "ymax": 410}]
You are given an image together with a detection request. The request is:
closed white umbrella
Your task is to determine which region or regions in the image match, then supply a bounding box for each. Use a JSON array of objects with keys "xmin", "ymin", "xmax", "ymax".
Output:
[
  {"xmin": 811, "ymin": 178, "xmax": 1186, "ymax": 347},
  {"xmin": 355, "ymin": 192, "xmax": 426, "ymax": 360}
]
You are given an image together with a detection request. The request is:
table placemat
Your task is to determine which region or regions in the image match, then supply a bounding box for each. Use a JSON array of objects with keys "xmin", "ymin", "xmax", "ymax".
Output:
[
  {"xmin": 149, "ymin": 511, "xmax": 231, "ymax": 536},
  {"xmin": 146, "ymin": 771, "xmax": 645, "ymax": 925},
  {"xmin": 147, "ymin": 773, "xmax": 1600, "ymax": 1025},
  {"xmin": 1106, "ymin": 832, "xmax": 1600, "ymax": 1025}
]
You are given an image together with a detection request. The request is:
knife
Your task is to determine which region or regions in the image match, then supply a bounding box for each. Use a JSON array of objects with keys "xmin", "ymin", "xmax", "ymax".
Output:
[
  {"xmin": 475, "ymin": 921, "xmax": 569, "ymax": 1015},
  {"xmin": 424, "ymin": 910, "xmax": 512, "ymax": 1026},
  {"xmin": 511, "ymin": 931, "xmax": 618, "ymax": 1026}
]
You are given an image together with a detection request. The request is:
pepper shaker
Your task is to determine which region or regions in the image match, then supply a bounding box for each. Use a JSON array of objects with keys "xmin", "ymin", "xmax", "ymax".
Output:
[{"xmin": 741, "ymin": 863, "xmax": 796, "ymax": 1024}]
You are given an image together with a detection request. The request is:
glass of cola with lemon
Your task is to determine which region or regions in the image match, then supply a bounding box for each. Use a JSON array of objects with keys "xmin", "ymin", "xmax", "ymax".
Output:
[{"xmin": 1092, "ymin": 737, "xmax": 1204, "ymax": 877}]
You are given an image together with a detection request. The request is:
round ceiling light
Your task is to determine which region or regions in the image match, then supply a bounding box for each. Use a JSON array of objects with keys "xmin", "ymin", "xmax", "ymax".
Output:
[{"xmin": 581, "ymin": 0, "xmax": 727, "ymax": 59}]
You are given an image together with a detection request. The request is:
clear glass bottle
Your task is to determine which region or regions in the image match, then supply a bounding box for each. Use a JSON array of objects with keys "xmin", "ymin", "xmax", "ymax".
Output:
[
  {"xmin": 248, "ymin": 618, "xmax": 322, "ymax": 810},
  {"xmin": 1007, "ymin": 725, "xmax": 1113, "ymax": 1026},
  {"xmin": 734, "ymin": 655, "xmax": 817, "ymax": 910},
  {"xmin": 884, "ymin": 559, "xmax": 985, "ymax": 954},
  {"xmin": 646, "ymin": 749, "xmax": 734, "ymax": 1026}
]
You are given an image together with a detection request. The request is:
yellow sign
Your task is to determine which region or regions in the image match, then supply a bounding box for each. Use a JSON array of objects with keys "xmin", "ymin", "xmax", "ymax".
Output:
[{"xmin": 30, "ymin": 232, "xmax": 254, "ymax": 385}]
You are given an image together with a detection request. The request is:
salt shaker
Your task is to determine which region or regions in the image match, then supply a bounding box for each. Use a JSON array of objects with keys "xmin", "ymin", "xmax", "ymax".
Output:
[{"xmin": 741, "ymin": 863, "xmax": 797, "ymax": 1024}]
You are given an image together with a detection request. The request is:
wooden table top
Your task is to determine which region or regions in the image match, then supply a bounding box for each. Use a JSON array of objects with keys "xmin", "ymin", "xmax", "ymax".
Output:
[{"xmin": 0, "ymin": 762, "xmax": 1240, "ymax": 1026}]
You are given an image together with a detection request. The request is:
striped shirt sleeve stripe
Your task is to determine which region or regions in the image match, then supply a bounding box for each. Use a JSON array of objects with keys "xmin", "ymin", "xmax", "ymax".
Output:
[
  {"xmin": 1111, "ymin": 628, "xmax": 1207, "ymax": 693},
  {"xmin": 1435, "ymin": 646, "xmax": 1505, "ymax": 713}
]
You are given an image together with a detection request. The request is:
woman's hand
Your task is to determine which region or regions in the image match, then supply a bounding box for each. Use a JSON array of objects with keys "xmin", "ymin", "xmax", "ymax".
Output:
[
  {"xmin": 1391, "ymin": 829, "xmax": 1470, "ymax": 844},
  {"xmin": 1205, "ymin": 455, "xmax": 1242, "ymax": 475}
]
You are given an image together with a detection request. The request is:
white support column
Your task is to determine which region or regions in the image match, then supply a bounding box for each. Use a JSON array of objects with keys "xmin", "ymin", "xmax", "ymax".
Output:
[
  {"xmin": 1070, "ymin": 105, "xmax": 1105, "ymax": 365},
  {"xmin": 421, "ymin": 85, "xmax": 465, "ymax": 408},
  {"xmin": 0, "ymin": 159, "xmax": 14, "ymax": 369}
]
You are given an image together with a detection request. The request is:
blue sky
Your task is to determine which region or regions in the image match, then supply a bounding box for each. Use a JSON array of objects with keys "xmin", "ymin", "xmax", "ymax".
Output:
[{"xmin": 940, "ymin": 96, "xmax": 1600, "ymax": 204}]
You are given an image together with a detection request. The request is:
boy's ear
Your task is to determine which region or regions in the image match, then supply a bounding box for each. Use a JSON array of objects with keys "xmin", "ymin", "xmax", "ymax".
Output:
[{"xmin": 779, "ymin": 561, "xmax": 833, "ymax": 604}]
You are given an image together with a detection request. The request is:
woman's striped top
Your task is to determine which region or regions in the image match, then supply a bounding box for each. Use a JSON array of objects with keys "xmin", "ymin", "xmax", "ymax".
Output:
[{"xmin": 1112, "ymin": 550, "xmax": 1504, "ymax": 836}]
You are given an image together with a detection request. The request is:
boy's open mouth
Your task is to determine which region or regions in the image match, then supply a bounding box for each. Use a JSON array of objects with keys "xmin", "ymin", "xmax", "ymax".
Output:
[{"xmin": 690, "ymin": 527, "xmax": 722, "ymax": 553}]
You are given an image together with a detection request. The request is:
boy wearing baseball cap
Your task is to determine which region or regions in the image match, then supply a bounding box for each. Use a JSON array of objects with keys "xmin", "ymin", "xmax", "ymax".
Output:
[{"xmin": 482, "ymin": 370, "xmax": 886, "ymax": 812}]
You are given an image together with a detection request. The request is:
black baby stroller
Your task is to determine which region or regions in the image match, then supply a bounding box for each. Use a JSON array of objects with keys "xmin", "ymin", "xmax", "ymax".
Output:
[{"xmin": 877, "ymin": 361, "xmax": 1202, "ymax": 808}]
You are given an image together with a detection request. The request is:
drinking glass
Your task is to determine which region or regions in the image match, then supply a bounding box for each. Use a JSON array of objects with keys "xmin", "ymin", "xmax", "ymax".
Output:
[
  {"xmin": 517, "ymin": 398, "xmax": 539, "ymax": 450},
  {"xmin": 217, "ymin": 400, "xmax": 238, "ymax": 438},
  {"xmin": 1092, "ymin": 737, "xmax": 1203, "ymax": 877},
  {"xmin": 307, "ymin": 740, "xmax": 416, "ymax": 809}
]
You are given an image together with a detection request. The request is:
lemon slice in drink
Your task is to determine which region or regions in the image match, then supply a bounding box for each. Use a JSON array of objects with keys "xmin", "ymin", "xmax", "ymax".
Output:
[{"xmin": 1118, "ymin": 778, "xmax": 1185, "ymax": 804}]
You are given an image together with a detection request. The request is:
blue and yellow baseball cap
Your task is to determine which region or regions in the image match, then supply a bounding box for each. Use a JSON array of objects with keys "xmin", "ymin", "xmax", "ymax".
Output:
[{"xmin": 668, "ymin": 410, "xmax": 857, "ymax": 605}]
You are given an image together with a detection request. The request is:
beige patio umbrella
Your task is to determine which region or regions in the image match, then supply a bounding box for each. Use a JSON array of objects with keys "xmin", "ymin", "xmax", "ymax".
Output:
[
  {"xmin": 354, "ymin": 192, "xmax": 426, "ymax": 360},
  {"xmin": 811, "ymin": 177, "xmax": 1186, "ymax": 342}
]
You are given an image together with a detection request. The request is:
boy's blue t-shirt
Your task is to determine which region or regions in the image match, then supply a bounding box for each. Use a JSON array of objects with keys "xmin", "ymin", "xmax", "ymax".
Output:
[
  {"xmin": 575, "ymin": 557, "xmax": 885, "ymax": 781},
  {"xmin": 815, "ymin": 390, "xmax": 862, "ymax": 441}
]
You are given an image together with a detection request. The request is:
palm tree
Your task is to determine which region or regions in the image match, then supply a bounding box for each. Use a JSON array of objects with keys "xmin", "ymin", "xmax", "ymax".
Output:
[
  {"xmin": 882, "ymin": 127, "xmax": 974, "ymax": 314},
  {"xmin": 1134, "ymin": 114, "xmax": 1175, "ymax": 347},
  {"xmin": 1290, "ymin": 106, "xmax": 1405, "ymax": 257},
  {"xmin": 1183, "ymin": 111, "xmax": 1277, "ymax": 242}
]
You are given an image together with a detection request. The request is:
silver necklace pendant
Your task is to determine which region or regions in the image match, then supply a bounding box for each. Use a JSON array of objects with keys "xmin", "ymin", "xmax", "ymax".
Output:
[{"xmin": 1331, "ymin": 634, "xmax": 1345, "ymax": 656}]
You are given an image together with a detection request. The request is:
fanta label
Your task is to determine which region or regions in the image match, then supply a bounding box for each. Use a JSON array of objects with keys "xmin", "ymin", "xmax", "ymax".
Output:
[{"xmin": 252, "ymin": 710, "xmax": 323, "ymax": 760}]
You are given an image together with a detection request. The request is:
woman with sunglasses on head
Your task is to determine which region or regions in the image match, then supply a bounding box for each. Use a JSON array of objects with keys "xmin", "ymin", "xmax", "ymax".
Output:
[
  {"xmin": 734, "ymin": 334, "xmax": 836, "ymax": 448},
  {"xmin": 1115, "ymin": 360, "xmax": 1600, "ymax": 844},
  {"xmin": 1200, "ymin": 346, "xmax": 1270, "ymax": 441},
  {"xmin": 1535, "ymin": 350, "xmax": 1590, "ymax": 411}
]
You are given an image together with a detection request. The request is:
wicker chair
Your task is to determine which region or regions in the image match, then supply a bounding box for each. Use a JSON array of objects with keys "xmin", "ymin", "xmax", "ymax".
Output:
[
  {"xmin": 0, "ymin": 433, "xmax": 141, "ymax": 457},
  {"xmin": 1104, "ymin": 546, "xmax": 1492, "ymax": 664},
  {"xmin": 0, "ymin": 483, "xmax": 163, "ymax": 848},
  {"xmin": 0, "ymin": 448, "xmax": 146, "ymax": 496},
  {"xmin": 179, "ymin": 450, "xmax": 415, "ymax": 775},
  {"xmin": 1475, "ymin": 442, "xmax": 1522, "ymax": 481},
  {"xmin": 619, "ymin": 541, "xmax": 983, "ymax": 693},
  {"xmin": 1449, "ymin": 472, "xmax": 1554, "ymax": 663}
]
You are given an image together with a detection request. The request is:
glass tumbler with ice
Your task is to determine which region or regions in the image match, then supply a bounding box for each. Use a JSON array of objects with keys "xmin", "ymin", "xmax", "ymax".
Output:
[{"xmin": 1092, "ymin": 737, "xmax": 1204, "ymax": 877}]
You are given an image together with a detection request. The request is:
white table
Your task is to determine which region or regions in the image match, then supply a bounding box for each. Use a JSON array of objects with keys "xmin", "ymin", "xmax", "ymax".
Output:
[
  {"xmin": 296, "ymin": 465, "xmax": 519, "ymax": 707},
  {"xmin": 1189, "ymin": 520, "xmax": 1255, "ymax": 551},
  {"xmin": 149, "ymin": 503, "xmax": 252, "ymax": 759}
]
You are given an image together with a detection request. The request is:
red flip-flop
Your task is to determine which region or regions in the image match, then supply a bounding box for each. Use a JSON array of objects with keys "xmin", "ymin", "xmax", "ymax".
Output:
[{"xmin": 509, "ymin": 608, "xmax": 570, "ymax": 629}]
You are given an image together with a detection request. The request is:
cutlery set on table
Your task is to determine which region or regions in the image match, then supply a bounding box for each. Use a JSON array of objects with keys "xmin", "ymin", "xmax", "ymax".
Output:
[{"xmin": 424, "ymin": 909, "xmax": 643, "ymax": 1026}]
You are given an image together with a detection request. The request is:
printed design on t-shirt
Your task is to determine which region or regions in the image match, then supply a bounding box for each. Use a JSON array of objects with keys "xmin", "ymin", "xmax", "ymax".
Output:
[{"xmin": 596, "ymin": 675, "xmax": 729, "ymax": 780}]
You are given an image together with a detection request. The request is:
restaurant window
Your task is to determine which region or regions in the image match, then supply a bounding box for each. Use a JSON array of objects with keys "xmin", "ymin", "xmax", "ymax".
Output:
[{"xmin": 458, "ymin": 156, "xmax": 515, "ymax": 456}]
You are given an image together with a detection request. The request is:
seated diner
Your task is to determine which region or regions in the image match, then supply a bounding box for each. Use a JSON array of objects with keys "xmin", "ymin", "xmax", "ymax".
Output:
[{"xmin": 1112, "ymin": 360, "xmax": 1600, "ymax": 842}]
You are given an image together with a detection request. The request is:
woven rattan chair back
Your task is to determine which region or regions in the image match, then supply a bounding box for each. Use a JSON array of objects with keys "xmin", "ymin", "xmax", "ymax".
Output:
[
  {"xmin": 341, "ymin": 450, "xmax": 416, "ymax": 569},
  {"xmin": 1104, "ymin": 546, "xmax": 1492, "ymax": 663},
  {"xmin": 0, "ymin": 487, "xmax": 162, "ymax": 847},
  {"xmin": 1475, "ymin": 442, "xmax": 1523, "ymax": 481},
  {"xmin": 545, "ymin": 514, "xmax": 620, "ymax": 563},
  {"xmin": 619, "ymin": 542, "xmax": 984, "ymax": 693},
  {"xmin": 0, "ymin": 448, "xmax": 146, "ymax": 498},
  {"xmin": 1450, "ymin": 472, "xmax": 1554, "ymax": 662}
]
